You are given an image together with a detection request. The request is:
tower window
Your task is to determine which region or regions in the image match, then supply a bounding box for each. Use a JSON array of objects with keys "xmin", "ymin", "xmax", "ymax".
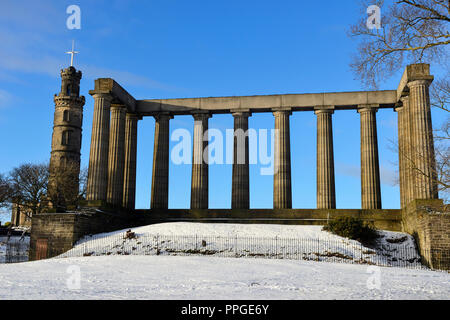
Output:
[
  {"xmin": 62, "ymin": 130, "xmax": 73, "ymax": 146},
  {"xmin": 63, "ymin": 110, "xmax": 70, "ymax": 122},
  {"xmin": 66, "ymin": 84, "xmax": 71, "ymax": 96}
]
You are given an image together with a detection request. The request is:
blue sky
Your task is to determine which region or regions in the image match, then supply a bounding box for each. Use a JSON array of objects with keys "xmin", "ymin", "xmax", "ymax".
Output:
[{"xmin": 0, "ymin": 0, "xmax": 447, "ymax": 220}]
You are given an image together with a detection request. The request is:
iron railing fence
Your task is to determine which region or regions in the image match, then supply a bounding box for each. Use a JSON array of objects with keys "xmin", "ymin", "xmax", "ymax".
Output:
[
  {"xmin": 57, "ymin": 232, "xmax": 449, "ymax": 270},
  {"xmin": 0, "ymin": 240, "xmax": 29, "ymax": 263}
]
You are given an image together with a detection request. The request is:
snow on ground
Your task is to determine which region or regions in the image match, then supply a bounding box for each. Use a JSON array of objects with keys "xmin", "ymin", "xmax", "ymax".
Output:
[
  {"xmin": 0, "ymin": 255, "xmax": 448, "ymax": 300},
  {"xmin": 60, "ymin": 223, "xmax": 422, "ymax": 268}
]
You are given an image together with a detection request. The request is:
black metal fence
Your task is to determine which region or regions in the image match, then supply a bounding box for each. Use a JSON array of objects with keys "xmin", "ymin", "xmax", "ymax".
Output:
[
  {"xmin": 0, "ymin": 240, "xmax": 29, "ymax": 263},
  {"xmin": 58, "ymin": 232, "xmax": 442, "ymax": 270}
]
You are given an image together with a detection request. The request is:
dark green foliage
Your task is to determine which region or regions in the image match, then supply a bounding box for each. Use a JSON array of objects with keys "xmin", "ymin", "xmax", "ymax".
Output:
[{"xmin": 323, "ymin": 217, "xmax": 379, "ymax": 245}]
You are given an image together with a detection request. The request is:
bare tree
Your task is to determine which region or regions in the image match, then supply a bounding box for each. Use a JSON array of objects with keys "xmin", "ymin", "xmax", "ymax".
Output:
[
  {"xmin": 0, "ymin": 173, "xmax": 11, "ymax": 208},
  {"xmin": 430, "ymin": 74, "xmax": 450, "ymax": 112},
  {"xmin": 47, "ymin": 162, "xmax": 88, "ymax": 211},
  {"xmin": 349, "ymin": 0, "xmax": 449, "ymax": 90},
  {"xmin": 350, "ymin": 0, "xmax": 449, "ymax": 200},
  {"xmin": 8, "ymin": 163, "xmax": 49, "ymax": 217},
  {"xmin": 434, "ymin": 118, "xmax": 450, "ymax": 200},
  {"xmin": 78, "ymin": 166, "xmax": 88, "ymax": 202}
]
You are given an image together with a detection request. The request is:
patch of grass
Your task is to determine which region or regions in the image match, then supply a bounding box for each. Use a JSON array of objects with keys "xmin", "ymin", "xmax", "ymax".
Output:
[
  {"xmin": 386, "ymin": 236, "xmax": 407, "ymax": 244},
  {"xmin": 323, "ymin": 216, "xmax": 379, "ymax": 246}
]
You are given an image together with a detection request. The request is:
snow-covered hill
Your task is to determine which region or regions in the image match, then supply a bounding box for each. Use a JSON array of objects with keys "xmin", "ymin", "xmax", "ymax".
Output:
[{"xmin": 59, "ymin": 223, "xmax": 423, "ymax": 268}]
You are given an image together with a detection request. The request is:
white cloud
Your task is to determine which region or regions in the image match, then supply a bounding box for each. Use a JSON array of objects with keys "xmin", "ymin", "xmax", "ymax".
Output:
[
  {"xmin": 336, "ymin": 162, "xmax": 360, "ymax": 179},
  {"xmin": 336, "ymin": 162, "xmax": 398, "ymax": 186},
  {"xmin": 380, "ymin": 164, "xmax": 397, "ymax": 186}
]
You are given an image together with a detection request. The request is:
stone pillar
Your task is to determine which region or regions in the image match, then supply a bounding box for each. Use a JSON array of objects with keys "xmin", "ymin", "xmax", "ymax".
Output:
[
  {"xmin": 273, "ymin": 109, "xmax": 292, "ymax": 209},
  {"xmin": 407, "ymin": 79, "xmax": 438, "ymax": 200},
  {"xmin": 191, "ymin": 112, "xmax": 211, "ymax": 209},
  {"xmin": 122, "ymin": 113, "xmax": 139, "ymax": 209},
  {"xmin": 358, "ymin": 105, "xmax": 382, "ymax": 209},
  {"xmin": 107, "ymin": 104, "xmax": 126, "ymax": 206},
  {"xmin": 86, "ymin": 93, "xmax": 113, "ymax": 202},
  {"xmin": 396, "ymin": 96, "xmax": 416, "ymax": 208},
  {"xmin": 403, "ymin": 97, "xmax": 415, "ymax": 206},
  {"xmin": 315, "ymin": 107, "xmax": 336, "ymax": 209},
  {"xmin": 395, "ymin": 103, "xmax": 407, "ymax": 208},
  {"xmin": 231, "ymin": 111, "xmax": 250, "ymax": 209},
  {"xmin": 150, "ymin": 113, "xmax": 173, "ymax": 209}
]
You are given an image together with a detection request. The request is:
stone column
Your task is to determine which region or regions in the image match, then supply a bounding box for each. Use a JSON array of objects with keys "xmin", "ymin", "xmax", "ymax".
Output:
[
  {"xmin": 273, "ymin": 109, "xmax": 292, "ymax": 209},
  {"xmin": 407, "ymin": 79, "xmax": 438, "ymax": 200},
  {"xmin": 107, "ymin": 104, "xmax": 126, "ymax": 206},
  {"xmin": 191, "ymin": 112, "xmax": 211, "ymax": 209},
  {"xmin": 358, "ymin": 105, "xmax": 382, "ymax": 209},
  {"xmin": 231, "ymin": 111, "xmax": 250, "ymax": 209},
  {"xmin": 122, "ymin": 113, "xmax": 139, "ymax": 209},
  {"xmin": 315, "ymin": 107, "xmax": 336, "ymax": 209},
  {"xmin": 396, "ymin": 96, "xmax": 416, "ymax": 208},
  {"xmin": 150, "ymin": 113, "xmax": 173, "ymax": 209},
  {"xmin": 86, "ymin": 93, "xmax": 113, "ymax": 202},
  {"xmin": 395, "ymin": 103, "xmax": 407, "ymax": 208},
  {"xmin": 403, "ymin": 96, "xmax": 415, "ymax": 206}
]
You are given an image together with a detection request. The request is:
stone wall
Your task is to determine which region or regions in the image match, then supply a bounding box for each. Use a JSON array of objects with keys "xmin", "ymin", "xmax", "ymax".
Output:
[
  {"xmin": 403, "ymin": 199, "xmax": 450, "ymax": 270},
  {"xmin": 29, "ymin": 210, "xmax": 135, "ymax": 260},
  {"xmin": 29, "ymin": 214, "xmax": 78, "ymax": 260},
  {"xmin": 135, "ymin": 208, "xmax": 403, "ymax": 231},
  {"xmin": 30, "ymin": 208, "xmax": 402, "ymax": 260}
]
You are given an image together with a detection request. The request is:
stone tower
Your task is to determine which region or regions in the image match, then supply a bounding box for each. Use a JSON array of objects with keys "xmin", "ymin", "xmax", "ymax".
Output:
[{"xmin": 48, "ymin": 66, "xmax": 85, "ymax": 210}]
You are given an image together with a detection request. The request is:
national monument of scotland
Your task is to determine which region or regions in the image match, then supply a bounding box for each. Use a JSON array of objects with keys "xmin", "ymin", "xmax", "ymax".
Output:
[{"xmin": 29, "ymin": 62, "xmax": 449, "ymax": 270}]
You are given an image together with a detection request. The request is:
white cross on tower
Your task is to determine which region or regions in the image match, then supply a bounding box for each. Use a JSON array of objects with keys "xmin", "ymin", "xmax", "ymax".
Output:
[{"xmin": 66, "ymin": 40, "xmax": 79, "ymax": 67}]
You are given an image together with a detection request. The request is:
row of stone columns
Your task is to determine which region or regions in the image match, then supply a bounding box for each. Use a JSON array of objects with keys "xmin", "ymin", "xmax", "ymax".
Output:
[
  {"xmin": 86, "ymin": 93, "xmax": 139, "ymax": 209},
  {"xmin": 145, "ymin": 109, "xmax": 294, "ymax": 210},
  {"xmin": 396, "ymin": 79, "xmax": 438, "ymax": 208},
  {"xmin": 86, "ymin": 98, "xmax": 383, "ymax": 210},
  {"xmin": 314, "ymin": 105, "xmax": 383, "ymax": 210},
  {"xmin": 87, "ymin": 88, "xmax": 436, "ymax": 210}
]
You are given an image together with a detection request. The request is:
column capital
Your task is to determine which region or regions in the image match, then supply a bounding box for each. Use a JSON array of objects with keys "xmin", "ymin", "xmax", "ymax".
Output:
[
  {"xmin": 399, "ymin": 95, "xmax": 410, "ymax": 104},
  {"xmin": 231, "ymin": 109, "xmax": 251, "ymax": 117},
  {"xmin": 407, "ymin": 79, "xmax": 433, "ymax": 89},
  {"xmin": 191, "ymin": 111, "xmax": 212, "ymax": 120},
  {"xmin": 314, "ymin": 106, "xmax": 334, "ymax": 115},
  {"xmin": 395, "ymin": 96, "xmax": 409, "ymax": 112},
  {"xmin": 90, "ymin": 92, "xmax": 114, "ymax": 101},
  {"xmin": 110, "ymin": 103, "xmax": 127, "ymax": 110},
  {"xmin": 126, "ymin": 112, "xmax": 141, "ymax": 120},
  {"xmin": 153, "ymin": 112, "xmax": 173, "ymax": 121},
  {"xmin": 272, "ymin": 108, "xmax": 292, "ymax": 117},
  {"xmin": 394, "ymin": 105, "xmax": 404, "ymax": 113},
  {"xmin": 357, "ymin": 104, "xmax": 379, "ymax": 114}
]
